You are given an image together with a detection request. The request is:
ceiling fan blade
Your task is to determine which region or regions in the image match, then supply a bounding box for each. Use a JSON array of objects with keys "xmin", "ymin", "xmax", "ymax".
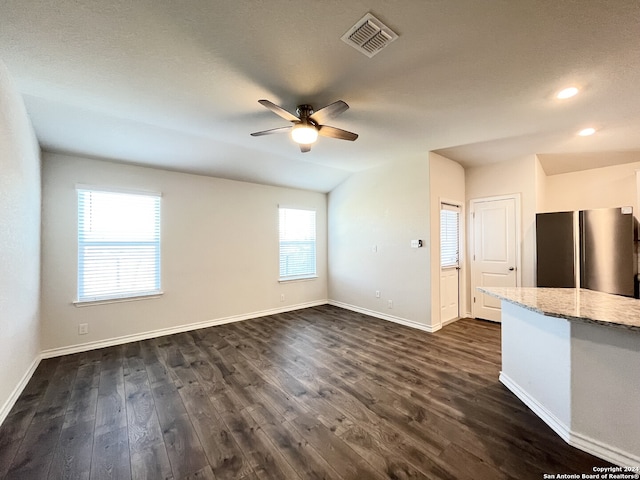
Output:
[
  {"xmin": 250, "ymin": 126, "xmax": 292, "ymax": 137},
  {"xmin": 309, "ymin": 100, "xmax": 349, "ymax": 125},
  {"xmin": 300, "ymin": 144, "xmax": 312, "ymax": 153},
  {"xmin": 318, "ymin": 125, "xmax": 358, "ymax": 141},
  {"xmin": 258, "ymin": 99, "xmax": 299, "ymax": 122}
]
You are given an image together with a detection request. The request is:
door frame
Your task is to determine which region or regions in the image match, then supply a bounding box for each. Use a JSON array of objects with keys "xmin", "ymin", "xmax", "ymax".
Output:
[
  {"xmin": 469, "ymin": 193, "xmax": 522, "ymax": 319},
  {"xmin": 439, "ymin": 197, "xmax": 464, "ymax": 326}
]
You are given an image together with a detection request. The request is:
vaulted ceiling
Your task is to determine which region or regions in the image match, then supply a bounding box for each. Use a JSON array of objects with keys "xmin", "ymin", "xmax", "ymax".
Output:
[{"xmin": 2, "ymin": 1, "xmax": 639, "ymax": 192}]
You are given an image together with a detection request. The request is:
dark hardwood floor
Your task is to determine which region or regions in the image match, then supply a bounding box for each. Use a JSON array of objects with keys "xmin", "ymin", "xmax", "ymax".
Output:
[{"xmin": 0, "ymin": 305, "xmax": 610, "ymax": 479}]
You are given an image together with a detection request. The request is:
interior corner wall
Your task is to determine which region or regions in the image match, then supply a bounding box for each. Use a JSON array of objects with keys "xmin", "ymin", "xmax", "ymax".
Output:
[
  {"xmin": 40, "ymin": 152, "xmax": 328, "ymax": 353},
  {"xmin": 327, "ymin": 159, "xmax": 432, "ymax": 329},
  {"xmin": 541, "ymin": 160, "xmax": 640, "ymax": 214},
  {"xmin": 428, "ymin": 152, "xmax": 465, "ymax": 326},
  {"xmin": 0, "ymin": 61, "xmax": 42, "ymax": 421},
  {"xmin": 465, "ymin": 155, "xmax": 538, "ymax": 310},
  {"xmin": 535, "ymin": 155, "xmax": 548, "ymax": 213}
]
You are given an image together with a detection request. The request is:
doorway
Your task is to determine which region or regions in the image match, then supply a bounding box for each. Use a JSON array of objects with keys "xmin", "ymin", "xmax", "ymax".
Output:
[{"xmin": 470, "ymin": 195, "xmax": 520, "ymax": 322}]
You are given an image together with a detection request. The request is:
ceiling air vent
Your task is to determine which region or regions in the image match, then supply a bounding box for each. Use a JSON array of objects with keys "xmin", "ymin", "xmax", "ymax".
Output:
[{"xmin": 341, "ymin": 13, "xmax": 398, "ymax": 58}]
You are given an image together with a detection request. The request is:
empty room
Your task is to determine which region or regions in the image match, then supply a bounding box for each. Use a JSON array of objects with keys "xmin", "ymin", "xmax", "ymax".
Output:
[{"xmin": 1, "ymin": 1, "xmax": 639, "ymax": 479}]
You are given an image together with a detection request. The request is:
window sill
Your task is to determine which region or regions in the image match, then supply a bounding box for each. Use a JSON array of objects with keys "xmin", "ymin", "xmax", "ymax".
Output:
[
  {"xmin": 278, "ymin": 275, "xmax": 318, "ymax": 283},
  {"xmin": 74, "ymin": 292, "xmax": 164, "ymax": 307}
]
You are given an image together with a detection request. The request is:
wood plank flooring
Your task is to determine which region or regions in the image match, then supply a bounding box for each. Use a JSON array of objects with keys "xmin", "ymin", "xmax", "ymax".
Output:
[{"xmin": 0, "ymin": 305, "xmax": 611, "ymax": 479}]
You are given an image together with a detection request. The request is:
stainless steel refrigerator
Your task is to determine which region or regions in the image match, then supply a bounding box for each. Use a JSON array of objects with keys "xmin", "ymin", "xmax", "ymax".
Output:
[{"xmin": 536, "ymin": 207, "xmax": 638, "ymax": 297}]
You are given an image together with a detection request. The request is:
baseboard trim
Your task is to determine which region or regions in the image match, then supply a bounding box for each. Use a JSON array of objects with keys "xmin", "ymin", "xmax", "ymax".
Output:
[
  {"xmin": 499, "ymin": 372, "xmax": 571, "ymax": 443},
  {"xmin": 0, "ymin": 354, "xmax": 41, "ymax": 426},
  {"xmin": 41, "ymin": 300, "xmax": 328, "ymax": 359},
  {"xmin": 441, "ymin": 316, "xmax": 460, "ymax": 327},
  {"xmin": 568, "ymin": 427, "xmax": 640, "ymax": 469},
  {"xmin": 500, "ymin": 372, "xmax": 640, "ymax": 468},
  {"xmin": 328, "ymin": 300, "xmax": 440, "ymax": 333}
]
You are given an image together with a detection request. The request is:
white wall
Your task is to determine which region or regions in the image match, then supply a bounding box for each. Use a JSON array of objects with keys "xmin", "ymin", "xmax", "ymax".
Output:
[
  {"xmin": 501, "ymin": 302, "xmax": 572, "ymax": 428},
  {"xmin": 465, "ymin": 155, "xmax": 538, "ymax": 311},
  {"xmin": 327, "ymin": 159, "xmax": 433, "ymax": 329},
  {"xmin": 41, "ymin": 153, "xmax": 327, "ymax": 352},
  {"xmin": 541, "ymin": 160, "xmax": 640, "ymax": 214},
  {"xmin": 429, "ymin": 152, "xmax": 466, "ymax": 325},
  {"xmin": 0, "ymin": 61, "xmax": 42, "ymax": 421}
]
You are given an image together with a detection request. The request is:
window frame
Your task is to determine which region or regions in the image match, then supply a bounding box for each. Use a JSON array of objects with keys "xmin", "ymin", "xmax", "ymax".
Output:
[
  {"xmin": 440, "ymin": 202, "xmax": 460, "ymax": 269},
  {"xmin": 278, "ymin": 206, "xmax": 317, "ymax": 282},
  {"xmin": 75, "ymin": 185, "xmax": 163, "ymax": 306}
]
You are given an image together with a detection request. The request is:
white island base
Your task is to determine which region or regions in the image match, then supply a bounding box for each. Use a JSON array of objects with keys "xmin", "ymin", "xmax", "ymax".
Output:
[{"xmin": 487, "ymin": 292, "xmax": 640, "ymax": 468}]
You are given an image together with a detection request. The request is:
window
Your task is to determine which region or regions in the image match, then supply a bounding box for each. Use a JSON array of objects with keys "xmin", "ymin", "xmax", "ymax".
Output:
[
  {"xmin": 279, "ymin": 207, "xmax": 316, "ymax": 280},
  {"xmin": 441, "ymin": 203, "xmax": 460, "ymax": 268},
  {"xmin": 77, "ymin": 187, "xmax": 161, "ymax": 303}
]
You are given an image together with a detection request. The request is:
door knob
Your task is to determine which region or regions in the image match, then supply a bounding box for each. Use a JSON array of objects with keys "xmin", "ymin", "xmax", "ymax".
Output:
[{"xmin": 508, "ymin": 267, "xmax": 515, "ymax": 271}]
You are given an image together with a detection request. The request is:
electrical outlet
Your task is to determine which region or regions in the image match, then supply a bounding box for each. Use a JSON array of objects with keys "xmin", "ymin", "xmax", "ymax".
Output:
[
  {"xmin": 78, "ymin": 323, "xmax": 89, "ymax": 335},
  {"xmin": 375, "ymin": 290, "xmax": 380, "ymax": 298},
  {"xmin": 280, "ymin": 294, "xmax": 285, "ymax": 302},
  {"xmin": 388, "ymin": 300, "xmax": 393, "ymax": 309}
]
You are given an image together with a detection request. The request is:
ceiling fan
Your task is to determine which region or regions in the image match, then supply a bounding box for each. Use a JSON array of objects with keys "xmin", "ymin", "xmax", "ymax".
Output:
[{"xmin": 250, "ymin": 99, "xmax": 358, "ymax": 153}]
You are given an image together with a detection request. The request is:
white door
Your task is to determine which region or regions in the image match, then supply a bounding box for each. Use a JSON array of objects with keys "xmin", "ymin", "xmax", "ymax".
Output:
[
  {"xmin": 440, "ymin": 268, "xmax": 459, "ymax": 323},
  {"xmin": 471, "ymin": 196, "xmax": 519, "ymax": 322},
  {"xmin": 440, "ymin": 203, "xmax": 460, "ymax": 324}
]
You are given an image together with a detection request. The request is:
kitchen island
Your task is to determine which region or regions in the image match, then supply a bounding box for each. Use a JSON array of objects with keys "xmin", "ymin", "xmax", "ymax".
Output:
[{"xmin": 480, "ymin": 287, "xmax": 640, "ymax": 469}]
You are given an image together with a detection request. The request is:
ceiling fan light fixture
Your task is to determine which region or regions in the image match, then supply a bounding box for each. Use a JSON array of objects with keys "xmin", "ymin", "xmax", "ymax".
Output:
[
  {"xmin": 251, "ymin": 99, "xmax": 357, "ymax": 151},
  {"xmin": 556, "ymin": 86, "xmax": 579, "ymax": 99},
  {"xmin": 578, "ymin": 127, "xmax": 596, "ymax": 136},
  {"xmin": 291, "ymin": 124, "xmax": 318, "ymax": 144}
]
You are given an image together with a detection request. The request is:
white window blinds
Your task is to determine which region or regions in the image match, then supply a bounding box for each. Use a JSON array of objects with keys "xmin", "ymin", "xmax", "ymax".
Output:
[
  {"xmin": 441, "ymin": 203, "xmax": 460, "ymax": 268},
  {"xmin": 279, "ymin": 207, "xmax": 316, "ymax": 280},
  {"xmin": 77, "ymin": 188, "xmax": 161, "ymax": 302}
]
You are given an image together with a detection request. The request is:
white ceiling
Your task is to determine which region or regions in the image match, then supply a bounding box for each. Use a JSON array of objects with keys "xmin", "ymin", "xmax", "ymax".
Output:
[{"xmin": 1, "ymin": 0, "xmax": 639, "ymax": 192}]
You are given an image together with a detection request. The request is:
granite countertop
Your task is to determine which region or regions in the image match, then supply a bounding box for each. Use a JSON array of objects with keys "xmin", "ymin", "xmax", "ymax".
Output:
[{"xmin": 479, "ymin": 287, "xmax": 640, "ymax": 332}]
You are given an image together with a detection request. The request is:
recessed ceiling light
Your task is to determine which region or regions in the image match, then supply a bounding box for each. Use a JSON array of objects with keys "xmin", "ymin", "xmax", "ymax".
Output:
[
  {"xmin": 578, "ymin": 127, "xmax": 596, "ymax": 136},
  {"xmin": 557, "ymin": 87, "xmax": 579, "ymax": 99}
]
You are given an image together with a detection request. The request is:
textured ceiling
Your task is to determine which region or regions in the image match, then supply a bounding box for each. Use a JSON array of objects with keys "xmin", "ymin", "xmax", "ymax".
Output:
[{"xmin": 1, "ymin": 0, "xmax": 639, "ymax": 192}]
